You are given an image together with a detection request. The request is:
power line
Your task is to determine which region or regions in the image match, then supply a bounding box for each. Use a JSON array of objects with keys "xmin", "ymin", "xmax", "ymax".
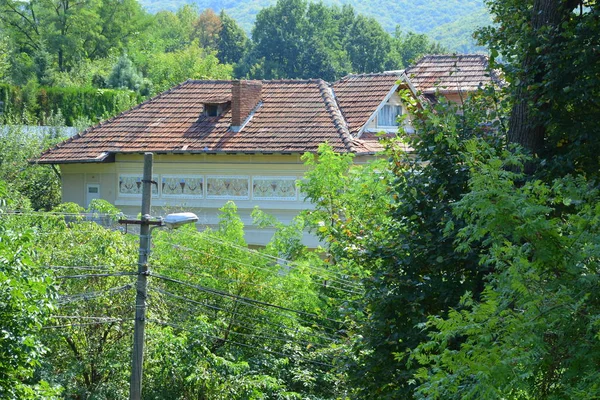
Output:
[
  {"xmin": 151, "ymin": 264, "xmax": 350, "ymax": 307},
  {"xmin": 152, "ymin": 288, "xmax": 340, "ymax": 345},
  {"xmin": 150, "ymin": 287, "xmax": 342, "ymax": 342},
  {"xmin": 44, "ymin": 318, "xmax": 132, "ymax": 329},
  {"xmin": 147, "ymin": 318, "xmax": 335, "ymax": 369},
  {"xmin": 158, "ymin": 298, "xmax": 332, "ymax": 351},
  {"xmin": 150, "ymin": 276, "xmax": 343, "ymax": 336},
  {"xmin": 44, "ymin": 265, "xmax": 125, "ymax": 271},
  {"xmin": 167, "ymin": 242, "xmax": 363, "ymax": 295},
  {"xmin": 171, "ymin": 236, "xmax": 363, "ymax": 291},
  {"xmin": 150, "ymin": 272, "xmax": 345, "ymax": 327},
  {"xmin": 57, "ymin": 283, "xmax": 134, "ymax": 305},
  {"xmin": 199, "ymin": 232, "xmax": 361, "ymax": 285},
  {"xmin": 54, "ymin": 271, "xmax": 137, "ymax": 280}
]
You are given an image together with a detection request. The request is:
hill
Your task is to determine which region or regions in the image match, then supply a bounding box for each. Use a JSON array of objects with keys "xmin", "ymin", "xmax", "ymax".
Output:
[
  {"xmin": 428, "ymin": 9, "xmax": 493, "ymax": 53},
  {"xmin": 139, "ymin": 0, "xmax": 490, "ymax": 51}
]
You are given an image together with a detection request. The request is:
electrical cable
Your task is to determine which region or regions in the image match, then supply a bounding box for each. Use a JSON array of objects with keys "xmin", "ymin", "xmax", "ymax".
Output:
[
  {"xmin": 150, "ymin": 272, "xmax": 345, "ymax": 326},
  {"xmin": 147, "ymin": 318, "xmax": 335, "ymax": 368},
  {"xmin": 57, "ymin": 283, "xmax": 134, "ymax": 304},
  {"xmin": 150, "ymin": 287, "xmax": 341, "ymax": 343},
  {"xmin": 199, "ymin": 232, "xmax": 361, "ymax": 285},
  {"xmin": 153, "ymin": 289, "xmax": 339, "ymax": 347},
  {"xmin": 167, "ymin": 242, "xmax": 363, "ymax": 295},
  {"xmin": 151, "ymin": 264, "xmax": 350, "ymax": 306},
  {"xmin": 53, "ymin": 271, "xmax": 137, "ymax": 279},
  {"xmin": 158, "ymin": 298, "xmax": 332, "ymax": 350}
]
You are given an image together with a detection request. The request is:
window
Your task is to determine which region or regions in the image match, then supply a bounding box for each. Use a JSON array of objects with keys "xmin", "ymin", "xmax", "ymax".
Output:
[
  {"xmin": 377, "ymin": 104, "xmax": 402, "ymax": 127},
  {"xmin": 204, "ymin": 104, "xmax": 219, "ymax": 117}
]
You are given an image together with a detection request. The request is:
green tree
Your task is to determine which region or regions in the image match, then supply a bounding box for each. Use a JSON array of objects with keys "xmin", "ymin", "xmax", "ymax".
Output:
[
  {"xmin": 391, "ymin": 28, "xmax": 446, "ymax": 68},
  {"xmin": 477, "ymin": 0, "xmax": 600, "ymax": 176},
  {"xmin": 145, "ymin": 44, "xmax": 232, "ymax": 93},
  {"xmin": 246, "ymin": 0, "xmax": 351, "ymax": 80},
  {"xmin": 0, "ymin": 182, "xmax": 57, "ymax": 399},
  {"xmin": 107, "ymin": 54, "xmax": 144, "ymax": 92},
  {"xmin": 344, "ymin": 14, "xmax": 395, "ymax": 73},
  {"xmin": 0, "ymin": 0, "xmax": 149, "ymax": 77},
  {"xmin": 192, "ymin": 8, "xmax": 221, "ymax": 50},
  {"xmin": 0, "ymin": 125, "xmax": 64, "ymax": 210},
  {"xmin": 301, "ymin": 90, "xmax": 507, "ymax": 399},
  {"xmin": 413, "ymin": 143, "xmax": 600, "ymax": 399},
  {"xmin": 217, "ymin": 11, "xmax": 248, "ymax": 65}
]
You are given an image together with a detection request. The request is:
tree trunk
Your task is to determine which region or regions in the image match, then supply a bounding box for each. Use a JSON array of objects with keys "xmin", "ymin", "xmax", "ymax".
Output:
[{"xmin": 507, "ymin": 0, "xmax": 565, "ymax": 157}]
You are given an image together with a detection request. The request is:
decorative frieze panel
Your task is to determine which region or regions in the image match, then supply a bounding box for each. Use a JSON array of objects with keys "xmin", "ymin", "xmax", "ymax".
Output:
[
  {"xmin": 206, "ymin": 176, "xmax": 249, "ymax": 199},
  {"xmin": 118, "ymin": 175, "xmax": 158, "ymax": 196},
  {"xmin": 252, "ymin": 177, "xmax": 297, "ymax": 200},
  {"xmin": 117, "ymin": 173, "xmax": 300, "ymax": 201},
  {"xmin": 161, "ymin": 175, "xmax": 203, "ymax": 197}
]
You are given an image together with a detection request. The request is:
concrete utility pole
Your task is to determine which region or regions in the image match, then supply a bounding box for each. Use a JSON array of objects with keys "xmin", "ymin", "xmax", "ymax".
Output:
[{"xmin": 130, "ymin": 152, "xmax": 153, "ymax": 400}]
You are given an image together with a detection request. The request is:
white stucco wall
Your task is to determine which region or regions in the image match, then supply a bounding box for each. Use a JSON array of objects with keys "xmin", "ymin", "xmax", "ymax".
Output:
[{"xmin": 60, "ymin": 153, "xmax": 328, "ymax": 247}]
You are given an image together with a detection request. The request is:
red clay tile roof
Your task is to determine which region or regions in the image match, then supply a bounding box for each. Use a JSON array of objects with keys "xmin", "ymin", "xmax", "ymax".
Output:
[
  {"xmin": 37, "ymin": 57, "xmax": 494, "ymax": 164},
  {"xmin": 406, "ymin": 54, "xmax": 499, "ymax": 94},
  {"xmin": 37, "ymin": 79, "xmax": 378, "ymax": 164},
  {"xmin": 332, "ymin": 72, "xmax": 403, "ymax": 135}
]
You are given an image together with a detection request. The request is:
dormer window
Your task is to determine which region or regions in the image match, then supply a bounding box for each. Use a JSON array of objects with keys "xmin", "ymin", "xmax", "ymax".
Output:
[
  {"xmin": 377, "ymin": 104, "xmax": 402, "ymax": 128},
  {"xmin": 203, "ymin": 103, "xmax": 227, "ymax": 117}
]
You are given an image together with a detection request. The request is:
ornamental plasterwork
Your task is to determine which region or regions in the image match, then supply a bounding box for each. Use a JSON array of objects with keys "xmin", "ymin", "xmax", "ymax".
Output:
[
  {"xmin": 162, "ymin": 175, "xmax": 204, "ymax": 197},
  {"xmin": 118, "ymin": 175, "xmax": 158, "ymax": 196},
  {"xmin": 206, "ymin": 176, "xmax": 249, "ymax": 199},
  {"xmin": 252, "ymin": 177, "xmax": 297, "ymax": 200}
]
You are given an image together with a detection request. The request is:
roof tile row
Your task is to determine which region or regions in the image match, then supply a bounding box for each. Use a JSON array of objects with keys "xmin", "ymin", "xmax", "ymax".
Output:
[{"xmin": 37, "ymin": 55, "xmax": 496, "ymax": 164}]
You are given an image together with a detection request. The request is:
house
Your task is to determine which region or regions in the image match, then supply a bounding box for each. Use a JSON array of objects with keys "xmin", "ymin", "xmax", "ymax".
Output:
[{"xmin": 35, "ymin": 54, "xmax": 496, "ymax": 246}]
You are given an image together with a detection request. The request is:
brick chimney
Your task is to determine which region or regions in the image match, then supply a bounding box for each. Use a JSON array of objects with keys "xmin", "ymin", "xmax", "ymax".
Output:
[{"xmin": 231, "ymin": 80, "xmax": 262, "ymax": 132}]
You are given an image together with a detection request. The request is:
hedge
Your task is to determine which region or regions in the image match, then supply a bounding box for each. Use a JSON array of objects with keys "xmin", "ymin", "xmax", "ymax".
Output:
[{"xmin": 0, "ymin": 83, "xmax": 142, "ymax": 126}]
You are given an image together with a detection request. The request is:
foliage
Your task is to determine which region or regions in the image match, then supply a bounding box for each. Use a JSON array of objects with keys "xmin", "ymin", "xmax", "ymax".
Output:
[
  {"xmin": 0, "ymin": 181, "xmax": 58, "ymax": 399},
  {"xmin": 299, "ymin": 89, "xmax": 507, "ymax": 398},
  {"xmin": 476, "ymin": 0, "xmax": 600, "ymax": 177},
  {"xmin": 144, "ymin": 44, "xmax": 232, "ymax": 94},
  {"xmin": 107, "ymin": 54, "xmax": 147, "ymax": 94},
  {"xmin": 0, "ymin": 125, "xmax": 65, "ymax": 210},
  {"xmin": 0, "ymin": 32, "xmax": 11, "ymax": 82},
  {"xmin": 192, "ymin": 9, "xmax": 222, "ymax": 50},
  {"xmin": 0, "ymin": 83, "xmax": 140, "ymax": 126},
  {"xmin": 0, "ymin": 198, "xmax": 354, "ymax": 398},
  {"xmin": 140, "ymin": 0, "xmax": 488, "ymax": 52},
  {"xmin": 0, "ymin": 0, "xmax": 149, "ymax": 78},
  {"xmin": 217, "ymin": 11, "xmax": 249, "ymax": 65},
  {"xmin": 428, "ymin": 8, "xmax": 491, "ymax": 53},
  {"xmin": 413, "ymin": 142, "xmax": 600, "ymax": 398},
  {"xmin": 241, "ymin": 0, "xmax": 444, "ymax": 80}
]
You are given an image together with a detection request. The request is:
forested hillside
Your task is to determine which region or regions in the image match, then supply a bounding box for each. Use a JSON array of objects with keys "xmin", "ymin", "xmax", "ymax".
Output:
[
  {"xmin": 141, "ymin": 0, "xmax": 486, "ymax": 35},
  {"xmin": 140, "ymin": 0, "xmax": 489, "ymax": 51}
]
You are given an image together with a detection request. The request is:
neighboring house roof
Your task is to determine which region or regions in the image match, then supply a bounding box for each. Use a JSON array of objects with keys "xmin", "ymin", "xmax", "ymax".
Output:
[
  {"xmin": 36, "ymin": 55, "xmax": 497, "ymax": 164},
  {"xmin": 332, "ymin": 72, "xmax": 405, "ymax": 135},
  {"xmin": 406, "ymin": 54, "xmax": 499, "ymax": 94},
  {"xmin": 37, "ymin": 76, "xmax": 406, "ymax": 164}
]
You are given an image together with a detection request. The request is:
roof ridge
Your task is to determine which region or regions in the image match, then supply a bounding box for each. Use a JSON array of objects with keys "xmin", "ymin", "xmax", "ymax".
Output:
[
  {"xmin": 186, "ymin": 79, "xmax": 233, "ymax": 84},
  {"xmin": 316, "ymin": 79, "xmax": 354, "ymax": 152},
  {"xmin": 335, "ymin": 70, "xmax": 404, "ymax": 83}
]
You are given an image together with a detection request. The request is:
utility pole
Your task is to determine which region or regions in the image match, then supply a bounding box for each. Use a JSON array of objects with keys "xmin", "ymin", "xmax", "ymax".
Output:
[{"xmin": 130, "ymin": 152, "xmax": 153, "ymax": 400}]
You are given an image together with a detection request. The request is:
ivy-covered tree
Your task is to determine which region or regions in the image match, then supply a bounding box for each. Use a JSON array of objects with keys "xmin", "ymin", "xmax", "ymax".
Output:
[{"xmin": 477, "ymin": 0, "xmax": 600, "ymax": 176}]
